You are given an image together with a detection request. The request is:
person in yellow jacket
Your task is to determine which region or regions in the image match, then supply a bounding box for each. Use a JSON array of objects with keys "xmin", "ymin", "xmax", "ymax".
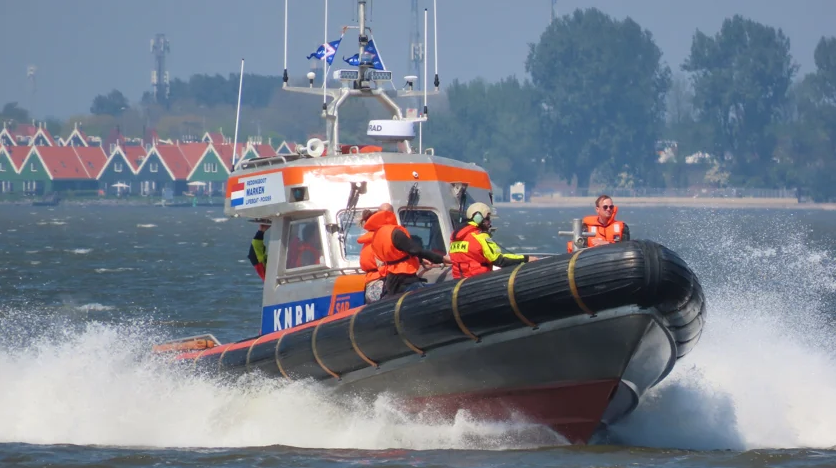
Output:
[
  {"xmin": 248, "ymin": 220, "xmax": 270, "ymax": 281},
  {"xmin": 449, "ymin": 202, "xmax": 538, "ymax": 279}
]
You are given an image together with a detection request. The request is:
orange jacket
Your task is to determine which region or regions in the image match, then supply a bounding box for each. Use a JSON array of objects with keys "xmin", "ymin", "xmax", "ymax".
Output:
[
  {"xmin": 449, "ymin": 223, "xmax": 492, "ymax": 278},
  {"xmin": 567, "ymin": 206, "xmax": 627, "ymax": 253},
  {"xmin": 290, "ymin": 242, "xmax": 321, "ymax": 268},
  {"xmin": 357, "ymin": 231, "xmax": 382, "ymax": 283},
  {"xmin": 365, "ymin": 210, "xmax": 420, "ymax": 276}
]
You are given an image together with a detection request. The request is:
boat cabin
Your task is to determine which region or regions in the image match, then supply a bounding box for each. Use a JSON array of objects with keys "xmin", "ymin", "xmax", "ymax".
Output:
[{"xmin": 226, "ymin": 149, "xmax": 493, "ymax": 334}]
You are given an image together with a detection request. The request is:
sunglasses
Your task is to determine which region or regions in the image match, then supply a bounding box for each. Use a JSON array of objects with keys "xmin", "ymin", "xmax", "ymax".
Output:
[{"xmin": 600, "ymin": 204, "xmax": 614, "ymax": 210}]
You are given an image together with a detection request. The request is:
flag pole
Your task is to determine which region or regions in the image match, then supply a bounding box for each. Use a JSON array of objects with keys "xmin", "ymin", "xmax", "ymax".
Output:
[
  {"xmin": 231, "ymin": 58, "xmax": 244, "ymax": 171},
  {"xmin": 323, "ymin": 0, "xmax": 328, "ymax": 106}
]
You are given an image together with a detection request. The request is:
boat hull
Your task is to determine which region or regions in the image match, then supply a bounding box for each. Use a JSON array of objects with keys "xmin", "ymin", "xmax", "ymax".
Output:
[
  {"xmin": 178, "ymin": 240, "xmax": 705, "ymax": 444},
  {"xmin": 338, "ymin": 311, "xmax": 675, "ymax": 444}
]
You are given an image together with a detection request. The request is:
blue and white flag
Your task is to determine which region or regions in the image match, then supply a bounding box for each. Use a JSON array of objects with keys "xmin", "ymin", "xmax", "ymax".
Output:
[
  {"xmin": 307, "ymin": 37, "xmax": 342, "ymax": 65},
  {"xmin": 342, "ymin": 39, "xmax": 386, "ymax": 70}
]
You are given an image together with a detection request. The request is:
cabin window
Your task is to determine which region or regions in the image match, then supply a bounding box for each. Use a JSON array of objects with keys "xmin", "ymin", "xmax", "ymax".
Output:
[
  {"xmin": 114, "ymin": 162, "xmax": 123, "ymax": 172},
  {"xmin": 398, "ymin": 209, "xmax": 447, "ymax": 255},
  {"xmin": 337, "ymin": 209, "xmax": 371, "ymax": 261},
  {"xmin": 150, "ymin": 163, "xmax": 159, "ymax": 173},
  {"xmin": 285, "ymin": 218, "xmax": 326, "ymax": 270},
  {"xmin": 449, "ymin": 209, "xmax": 468, "ymax": 232}
]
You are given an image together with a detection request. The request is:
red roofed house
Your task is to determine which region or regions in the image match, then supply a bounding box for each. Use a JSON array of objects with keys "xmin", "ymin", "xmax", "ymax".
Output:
[
  {"xmin": 16, "ymin": 146, "xmax": 98, "ymax": 194},
  {"xmin": 201, "ymin": 129, "xmax": 228, "ymax": 145},
  {"xmin": 135, "ymin": 144, "xmax": 192, "ymax": 196},
  {"xmin": 98, "ymin": 145, "xmax": 145, "ymax": 194},
  {"xmin": 102, "ymin": 126, "xmax": 128, "ymax": 154},
  {"xmin": 0, "ymin": 122, "xmax": 38, "ymax": 146},
  {"xmin": 274, "ymin": 140, "xmax": 294, "ymax": 155},
  {"xmin": 31, "ymin": 124, "xmax": 56, "ymax": 146},
  {"xmin": 72, "ymin": 146, "xmax": 108, "ymax": 182},
  {"xmin": 241, "ymin": 140, "xmax": 276, "ymax": 161},
  {"xmin": 64, "ymin": 122, "xmax": 92, "ymax": 147},
  {"xmin": 213, "ymin": 143, "xmax": 245, "ymax": 169},
  {"xmin": 185, "ymin": 142, "xmax": 237, "ymax": 195},
  {"xmin": 0, "ymin": 146, "xmax": 19, "ymax": 192},
  {"xmin": 7, "ymin": 146, "xmax": 30, "ymax": 172}
]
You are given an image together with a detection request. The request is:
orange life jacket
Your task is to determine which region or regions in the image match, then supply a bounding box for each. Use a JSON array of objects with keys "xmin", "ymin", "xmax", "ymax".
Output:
[
  {"xmin": 366, "ymin": 211, "xmax": 420, "ymax": 276},
  {"xmin": 291, "ymin": 242, "xmax": 321, "ymax": 268},
  {"xmin": 566, "ymin": 207, "xmax": 626, "ymax": 253},
  {"xmin": 449, "ymin": 223, "xmax": 492, "ymax": 279},
  {"xmin": 357, "ymin": 231, "xmax": 382, "ymax": 283}
]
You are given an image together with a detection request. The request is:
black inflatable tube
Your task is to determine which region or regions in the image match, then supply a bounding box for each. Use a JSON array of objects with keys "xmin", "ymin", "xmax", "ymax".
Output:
[{"xmin": 199, "ymin": 240, "xmax": 705, "ymax": 379}]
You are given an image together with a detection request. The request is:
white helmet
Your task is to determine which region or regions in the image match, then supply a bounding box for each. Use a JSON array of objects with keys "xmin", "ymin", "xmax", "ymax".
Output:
[{"xmin": 466, "ymin": 202, "xmax": 491, "ymax": 224}]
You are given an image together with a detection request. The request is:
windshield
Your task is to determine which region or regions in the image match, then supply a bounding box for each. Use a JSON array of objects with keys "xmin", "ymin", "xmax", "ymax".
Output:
[
  {"xmin": 338, "ymin": 209, "xmax": 368, "ymax": 262},
  {"xmin": 398, "ymin": 209, "xmax": 447, "ymax": 255}
]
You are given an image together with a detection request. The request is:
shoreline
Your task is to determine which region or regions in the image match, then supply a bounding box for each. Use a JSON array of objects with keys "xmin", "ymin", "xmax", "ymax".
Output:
[
  {"xmin": 3, "ymin": 196, "xmax": 835, "ymax": 210},
  {"xmin": 496, "ymin": 196, "xmax": 836, "ymax": 210}
]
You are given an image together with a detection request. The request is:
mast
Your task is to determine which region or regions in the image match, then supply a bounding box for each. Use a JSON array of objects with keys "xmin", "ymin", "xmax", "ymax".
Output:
[
  {"xmin": 282, "ymin": 0, "xmax": 440, "ymax": 156},
  {"xmin": 356, "ymin": 0, "xmax": 369, "ymax": 91}
]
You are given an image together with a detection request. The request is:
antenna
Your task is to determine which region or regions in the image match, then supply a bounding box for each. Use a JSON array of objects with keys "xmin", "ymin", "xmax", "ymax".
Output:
[
  {"xmin": 282, "ymin": 0, "xmax": 288, "ymax": 86},
  {"xmin": 551, "ymin": 0, "xmax": 558, "ymax": 22},
  {"xmin": 419, "ymin": 8, "xmax": 428, "ymax": 154},
  {"xmin": 231, "ymin": 59, "xmax": 245, "ymax": 171},
  {"xmin": 433, "ymin": 0, "xmax": 440, "ymax": 90},
  {"xmin": 408, "ymin": 0, "xmax": 422, "ymax": 94}
]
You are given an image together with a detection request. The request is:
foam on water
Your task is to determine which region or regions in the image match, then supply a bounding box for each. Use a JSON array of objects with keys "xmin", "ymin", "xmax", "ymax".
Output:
[
  {"xmin": 0, "ymin": 311, "xmax": 565, "ymax": 450},
  {"xmin": 610, "ymin": 210, "xmax": 836, "ymax": 451}
]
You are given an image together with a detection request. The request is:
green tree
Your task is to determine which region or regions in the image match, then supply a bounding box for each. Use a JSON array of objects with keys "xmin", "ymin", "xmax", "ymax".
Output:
[
  {"xmin": 90, "ymin": 89, "xmax": 129, "ymax": 116},
  {"xmin": 683, "ymin": 15, "xmax": 798, "ymax": 186},
  {"xmin": 0, "ymin": 102, "xmax": 30, "ymax": 124},
  {"xmin": 427, "ymin": 77, "xmax": 541, "ymax": 189},
  {"xmin": 526, "ymin": 8, "xmax": 671, "ymax": 191},
  {"xmin": 43, "ymin": 117, "xmax": 64, "ymax": 137},
  {"xmin": 793, "ymin": 37, "xmax": 836, "ymax": 201}
]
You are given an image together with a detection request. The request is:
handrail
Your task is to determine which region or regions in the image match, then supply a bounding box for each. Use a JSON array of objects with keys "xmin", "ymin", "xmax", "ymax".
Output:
[{"xmin": 277, "ymin": 266, "xmax": 364, "ymax": 285}]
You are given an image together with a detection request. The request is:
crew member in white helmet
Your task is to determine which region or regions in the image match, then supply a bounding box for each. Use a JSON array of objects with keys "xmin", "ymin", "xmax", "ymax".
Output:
[{"xmin": 448, "ymin": 202, "xmax": 539, "ymax": 279}]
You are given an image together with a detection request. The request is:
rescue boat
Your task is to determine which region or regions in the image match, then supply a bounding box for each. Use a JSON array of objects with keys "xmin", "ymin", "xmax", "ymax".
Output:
[{"xmin": 156, "ymin": 0, "xmax": 706, "ymax": 445}]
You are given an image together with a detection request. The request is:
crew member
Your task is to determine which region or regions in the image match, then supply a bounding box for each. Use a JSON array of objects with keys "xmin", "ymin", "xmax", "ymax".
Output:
[
  {"xmin": 567, "ymin": 194, "xmax": 630, "ymax": 253},
  {"xmin": 449, "ymin": 202, "xmax": 538, "ymax": 279},
  {"xmin": 365, "ymin": 203, "xmax": 450, "ymax": 299},
  {"xmin": 287, "ymin": 222, "xmax": 323, "ymax": 268},
  {"xmin": 248, "ymin": 220, "xmax": 270, "ymax": 281},
  {"xmin": 357, "ymin": 209, "xmax": 384, "ymax": 303}
]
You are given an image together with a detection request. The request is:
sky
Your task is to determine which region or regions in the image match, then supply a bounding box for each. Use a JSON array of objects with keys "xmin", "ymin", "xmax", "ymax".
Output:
[{"xmin": 2, "ymin": 0, "xmax": 835, "ymax": 120}]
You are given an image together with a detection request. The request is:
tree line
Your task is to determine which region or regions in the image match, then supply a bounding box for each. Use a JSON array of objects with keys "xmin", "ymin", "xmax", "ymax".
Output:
[
  {"xmin": 2, "ymin": 8, "xmax": 834, "ymax": 200},
  {"xmin": 427, "ymin": 10, "xmax": 836, "ymax": 200}
]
